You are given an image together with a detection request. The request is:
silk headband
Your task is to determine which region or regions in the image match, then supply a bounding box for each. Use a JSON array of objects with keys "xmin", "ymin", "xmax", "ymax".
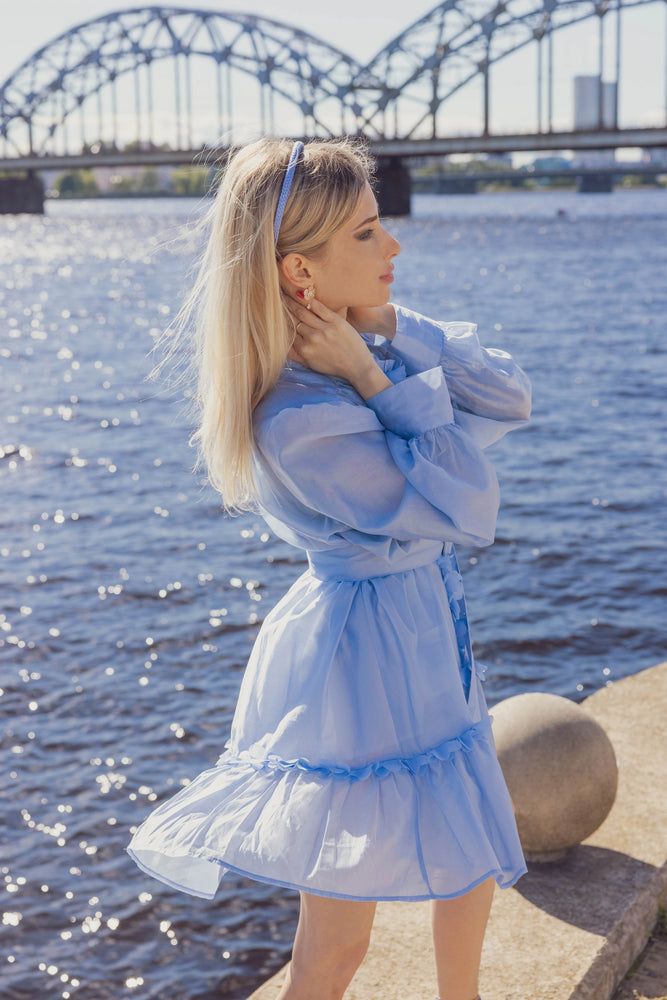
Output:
[{"xmin": 273, "ymin": 141, "xmax": 304, "ymax": 245}]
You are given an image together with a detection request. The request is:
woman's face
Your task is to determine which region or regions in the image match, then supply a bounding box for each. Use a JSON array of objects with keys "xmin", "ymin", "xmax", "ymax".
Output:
[{"xmin": 312, "ymin": 182, "xmax": 401, "ymax": 314}]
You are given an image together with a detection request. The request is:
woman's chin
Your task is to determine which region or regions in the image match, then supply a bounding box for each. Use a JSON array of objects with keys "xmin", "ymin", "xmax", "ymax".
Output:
[
  {"xmin": 330, "ymin": 290, "xmax": 392, "ymax": 314},
  {"xmin": 354, "ymin": 291, "xmax": 393, "ymax": 309}
]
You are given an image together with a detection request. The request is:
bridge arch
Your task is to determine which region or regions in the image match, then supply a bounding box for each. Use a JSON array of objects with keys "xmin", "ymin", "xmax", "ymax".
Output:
[
  {"xmin": 0, "ymin": 1, "xmax": 662, "ymax": 155},
  {"xmin": 0, "ymin": 7, "xmax": 365, "ymax": 156},
  {"xmin": 355, "ymin": 0, "xmax": 659, "ymax": 138}
]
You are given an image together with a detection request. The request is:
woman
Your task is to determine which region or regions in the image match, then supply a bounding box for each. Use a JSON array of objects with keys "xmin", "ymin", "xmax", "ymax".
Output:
[{"xmin": 128, "ymin": 138, "xmax": 531, "ymax": 1000}]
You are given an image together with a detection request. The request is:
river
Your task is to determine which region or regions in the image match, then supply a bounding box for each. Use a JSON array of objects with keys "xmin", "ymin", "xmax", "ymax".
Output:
[{"xmin": 1, "ymin": 188, "xmax": 666, "ymax": 999}]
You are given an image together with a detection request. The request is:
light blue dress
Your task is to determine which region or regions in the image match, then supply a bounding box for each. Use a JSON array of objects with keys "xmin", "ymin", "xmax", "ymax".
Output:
[{"xmin": 128, "ymin": 304, "xmax": 531, "ymax": 901}]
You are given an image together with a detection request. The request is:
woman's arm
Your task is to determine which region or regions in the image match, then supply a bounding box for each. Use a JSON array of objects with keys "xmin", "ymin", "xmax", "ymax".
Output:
[
  {"xmin": 255, "ymin": 365, "xmax": 501, "ymax": 551},
  {"xmin": 389, "ymin": 305, "xmax": 531, "ymax": 424},
  {"xmin": 345, "ymin": 303, "xmax": 530, "ymax": 426},
  {"xmin": 265, "ymin": 297, "xmax": 523, "ymax": 549}
]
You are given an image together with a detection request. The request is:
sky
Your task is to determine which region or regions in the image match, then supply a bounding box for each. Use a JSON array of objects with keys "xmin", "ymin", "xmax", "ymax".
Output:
[
  {"xmin": 0, "ymin": 0, "xmax": 665, "ymax": 150},
  {"xmin": 9, "ymin": 1, "xmax": 439, "ymax": 69}
]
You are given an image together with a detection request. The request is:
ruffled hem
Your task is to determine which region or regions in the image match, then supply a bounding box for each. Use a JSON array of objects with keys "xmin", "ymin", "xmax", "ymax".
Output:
[
  {"xmin": 222, "ymin": 718, "xmax": 491, "ymax": 782},
  {"xmin": 127, "ymin": 849, "xmax": 526, "ymax": 903},
  {"xmin": 127, "ymin": 720, "xmax": 526, "ymax": 902}
]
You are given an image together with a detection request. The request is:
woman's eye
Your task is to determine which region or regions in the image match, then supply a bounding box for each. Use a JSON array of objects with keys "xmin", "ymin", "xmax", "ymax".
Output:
[{"xmin": 357, "ymin": 229, "xmax": 374, "ymax": 241}]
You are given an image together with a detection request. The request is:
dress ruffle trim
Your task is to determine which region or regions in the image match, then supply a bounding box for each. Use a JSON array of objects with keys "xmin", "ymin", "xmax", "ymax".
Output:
[
  {"xmin": 221, "ymin": 718, "xmax": 492, "ymax": 783},
  {"xmin": 128, "ymin": 712, "xmax": 526, "ymax": 902}
]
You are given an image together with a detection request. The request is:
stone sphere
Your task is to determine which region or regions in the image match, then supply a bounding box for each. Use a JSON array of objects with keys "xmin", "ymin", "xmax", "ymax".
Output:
[{"xmin": 492, "ymin": 692, "xmax": 618, "ymax": 860}]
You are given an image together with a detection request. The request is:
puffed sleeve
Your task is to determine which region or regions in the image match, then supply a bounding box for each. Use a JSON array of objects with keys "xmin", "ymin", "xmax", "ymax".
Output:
[
  {"xmin": 254, "ymin": 367, "xmax": 501, "ymax": 549},
  {"xmin": 381, "ymin": 305, "xmax": 531, "ymax": 448}
]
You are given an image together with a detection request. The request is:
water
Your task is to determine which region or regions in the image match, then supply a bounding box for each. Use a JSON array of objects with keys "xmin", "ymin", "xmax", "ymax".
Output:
[{"xmin": 1, "ymin": 189, "xmax": 666, "ymax": 999}]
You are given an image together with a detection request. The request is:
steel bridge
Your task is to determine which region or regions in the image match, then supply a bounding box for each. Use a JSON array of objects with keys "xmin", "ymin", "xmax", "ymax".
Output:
[
  {"xmin": 2, "ymin": 1, "xmax": 666, "ymax": 157},
  {"xmin": 0, "ymin": 1, "xmax": 666, "ymax": 211}
]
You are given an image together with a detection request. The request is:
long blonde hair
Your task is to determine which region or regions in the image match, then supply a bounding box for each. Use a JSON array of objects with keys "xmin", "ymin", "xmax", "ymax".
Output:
[{"xmin": 172, "ymin": 137, "xmax": 373, "ymax": 512}]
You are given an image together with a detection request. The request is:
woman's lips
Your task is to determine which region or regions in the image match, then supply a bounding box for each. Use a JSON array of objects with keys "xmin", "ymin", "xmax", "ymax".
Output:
[{"xmin": 379, "ymin": 272, "xmax": 394, "ymax": 283}]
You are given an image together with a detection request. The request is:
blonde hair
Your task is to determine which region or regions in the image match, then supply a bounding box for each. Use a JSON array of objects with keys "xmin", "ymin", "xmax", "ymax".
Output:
[{"xmin": 175, "ymin": 137, "xmax": 373, "ymax": 512}]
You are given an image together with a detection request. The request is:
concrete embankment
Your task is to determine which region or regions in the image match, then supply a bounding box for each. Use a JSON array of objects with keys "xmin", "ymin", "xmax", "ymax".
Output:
[{"xmin": 248, "ymin": 661, "xmax": 667, "ymax": 1000}]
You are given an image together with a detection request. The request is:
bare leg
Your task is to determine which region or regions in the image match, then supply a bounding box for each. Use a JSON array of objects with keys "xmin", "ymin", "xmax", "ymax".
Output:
[
  {"xmin": 431, "ymin": 878, "xmax": 495, "ymax": 1000},
  {"xmin": 276, "ymin": 892, "xmax": 377, "ymax": 1000}
]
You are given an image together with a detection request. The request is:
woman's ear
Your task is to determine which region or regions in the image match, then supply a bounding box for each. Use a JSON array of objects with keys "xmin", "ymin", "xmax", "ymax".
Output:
[{"xmin": 280, "ymin": 252, "xmax": 314, "ymax": 291}]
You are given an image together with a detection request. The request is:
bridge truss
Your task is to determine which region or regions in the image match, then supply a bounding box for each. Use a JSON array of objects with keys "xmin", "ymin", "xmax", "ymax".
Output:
[
  {"xmin": 355, "ymin": 0, "xmax": 660, "ymax": 138},
  {"xmin": 0, "ymin": 0, "xmax": 662, "ymax": 158},
  {"xmin": 0, "ymin": 7, "xmax": 365, "ymax": 156}
]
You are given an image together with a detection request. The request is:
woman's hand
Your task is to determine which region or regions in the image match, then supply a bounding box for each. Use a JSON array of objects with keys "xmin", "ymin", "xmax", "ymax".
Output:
[{"xmin": 286, "ymin": 296, "xmax": 392, "ymax": 400}]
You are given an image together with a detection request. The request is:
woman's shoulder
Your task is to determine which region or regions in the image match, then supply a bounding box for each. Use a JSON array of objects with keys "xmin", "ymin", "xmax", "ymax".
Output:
[
  {"xmin": 257, "ymin": 364, "xmax": 355, "ymax": 413},
  {"xmin": 253, "ymin": 364, "xmax": 380, "ymax": 448}
]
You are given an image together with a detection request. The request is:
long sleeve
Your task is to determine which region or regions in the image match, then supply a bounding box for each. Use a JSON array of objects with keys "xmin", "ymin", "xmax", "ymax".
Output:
[
  {"xmin": 378, "ymin": 305, "xmax": 531, "ymax": 448},
  {"xmin": 254, "ymin": 365, "xmax": 501, "ymax": 550}
]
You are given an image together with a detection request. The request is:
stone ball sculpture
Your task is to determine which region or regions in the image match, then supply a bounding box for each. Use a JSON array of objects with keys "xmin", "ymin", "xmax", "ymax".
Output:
[{"xmin": 492, "ymin": 692, "xmax": 618, "ymax": 861}]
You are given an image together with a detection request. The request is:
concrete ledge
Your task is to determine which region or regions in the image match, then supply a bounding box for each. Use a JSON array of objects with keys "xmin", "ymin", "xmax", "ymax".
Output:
[
  {"xmin": 249, "ymin": 662, "xmax": 667, "ymax": 1000},
  {"xmin": 613, "ymin": 922, "xmax": 667, "ymax": 1000}
]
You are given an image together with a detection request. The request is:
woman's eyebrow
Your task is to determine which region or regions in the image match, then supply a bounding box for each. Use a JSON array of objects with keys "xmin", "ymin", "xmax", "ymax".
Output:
[{"xmin": 353, "ymin": 214, "xmax": 379, "ymax": 229}]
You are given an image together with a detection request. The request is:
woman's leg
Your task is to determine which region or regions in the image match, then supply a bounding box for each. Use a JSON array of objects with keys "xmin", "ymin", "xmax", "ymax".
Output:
[
  {"xmin": 276, "ymin": 892, "xmax": 377, "ymax": 1000},
  {"xmin": 431, "ymin": 877, "xmax": 495, "ymax": 1000}
]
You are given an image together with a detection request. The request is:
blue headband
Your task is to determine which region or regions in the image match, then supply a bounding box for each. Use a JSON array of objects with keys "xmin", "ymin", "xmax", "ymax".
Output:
[{"xmin": 273, "ymin": 141, "xmax": 304, "ymax": 245}]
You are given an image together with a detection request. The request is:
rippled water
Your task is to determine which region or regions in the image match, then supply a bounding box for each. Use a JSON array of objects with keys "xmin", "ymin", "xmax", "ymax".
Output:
[{"xmin": 2, "ymin": 190, "xmax": 666, "ymax": 999}]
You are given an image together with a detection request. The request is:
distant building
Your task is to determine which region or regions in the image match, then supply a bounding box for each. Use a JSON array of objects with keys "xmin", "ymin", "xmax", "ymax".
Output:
[
  {"xmin": 574, "ymin": 75, "xmax": 617, "ymax": 130},
  {"xmin": 40, "ymin": 163, "xmax": 175, "ymax": 196},
  {"xmin": 93, "ymin": 163, "xmax": 174, "ymax": 193},
  {"xmin": 572, "ymin": 75, "xmax": 617, "ymax": 167},
  {"xmin": 642, "ymin": 148, "xmax": 667, "ymax": 167}
]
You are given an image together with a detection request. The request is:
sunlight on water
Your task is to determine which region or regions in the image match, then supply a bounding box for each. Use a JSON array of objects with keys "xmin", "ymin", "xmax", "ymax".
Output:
[{"xmin": 1, "ymin": 191, "xmax": 666, "ymax": 999}]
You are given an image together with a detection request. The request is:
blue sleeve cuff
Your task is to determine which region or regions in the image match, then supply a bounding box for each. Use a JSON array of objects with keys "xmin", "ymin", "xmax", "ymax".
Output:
[{"xmin": 366, "ymin": 367, "xmax": 454, "ymax": 438}]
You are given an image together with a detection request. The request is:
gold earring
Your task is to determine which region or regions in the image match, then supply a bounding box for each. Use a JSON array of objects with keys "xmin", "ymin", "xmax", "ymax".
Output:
[{"xmin": 298, "ymin": 285, "xmax": 315, "ymax": 310}]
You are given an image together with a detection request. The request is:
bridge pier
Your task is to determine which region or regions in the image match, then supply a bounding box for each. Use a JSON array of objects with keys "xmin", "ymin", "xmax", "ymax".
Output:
[
  {"xmin": 375, "ymin": 156, "xmax": 411, "ymax": 216},
  {"xmin": 577, "ymin": 172, "xmax": 614, "ymax": 193},
  {"xmin": 0, "ymin": 171, "xmax": 45, "ymax": 214}
]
